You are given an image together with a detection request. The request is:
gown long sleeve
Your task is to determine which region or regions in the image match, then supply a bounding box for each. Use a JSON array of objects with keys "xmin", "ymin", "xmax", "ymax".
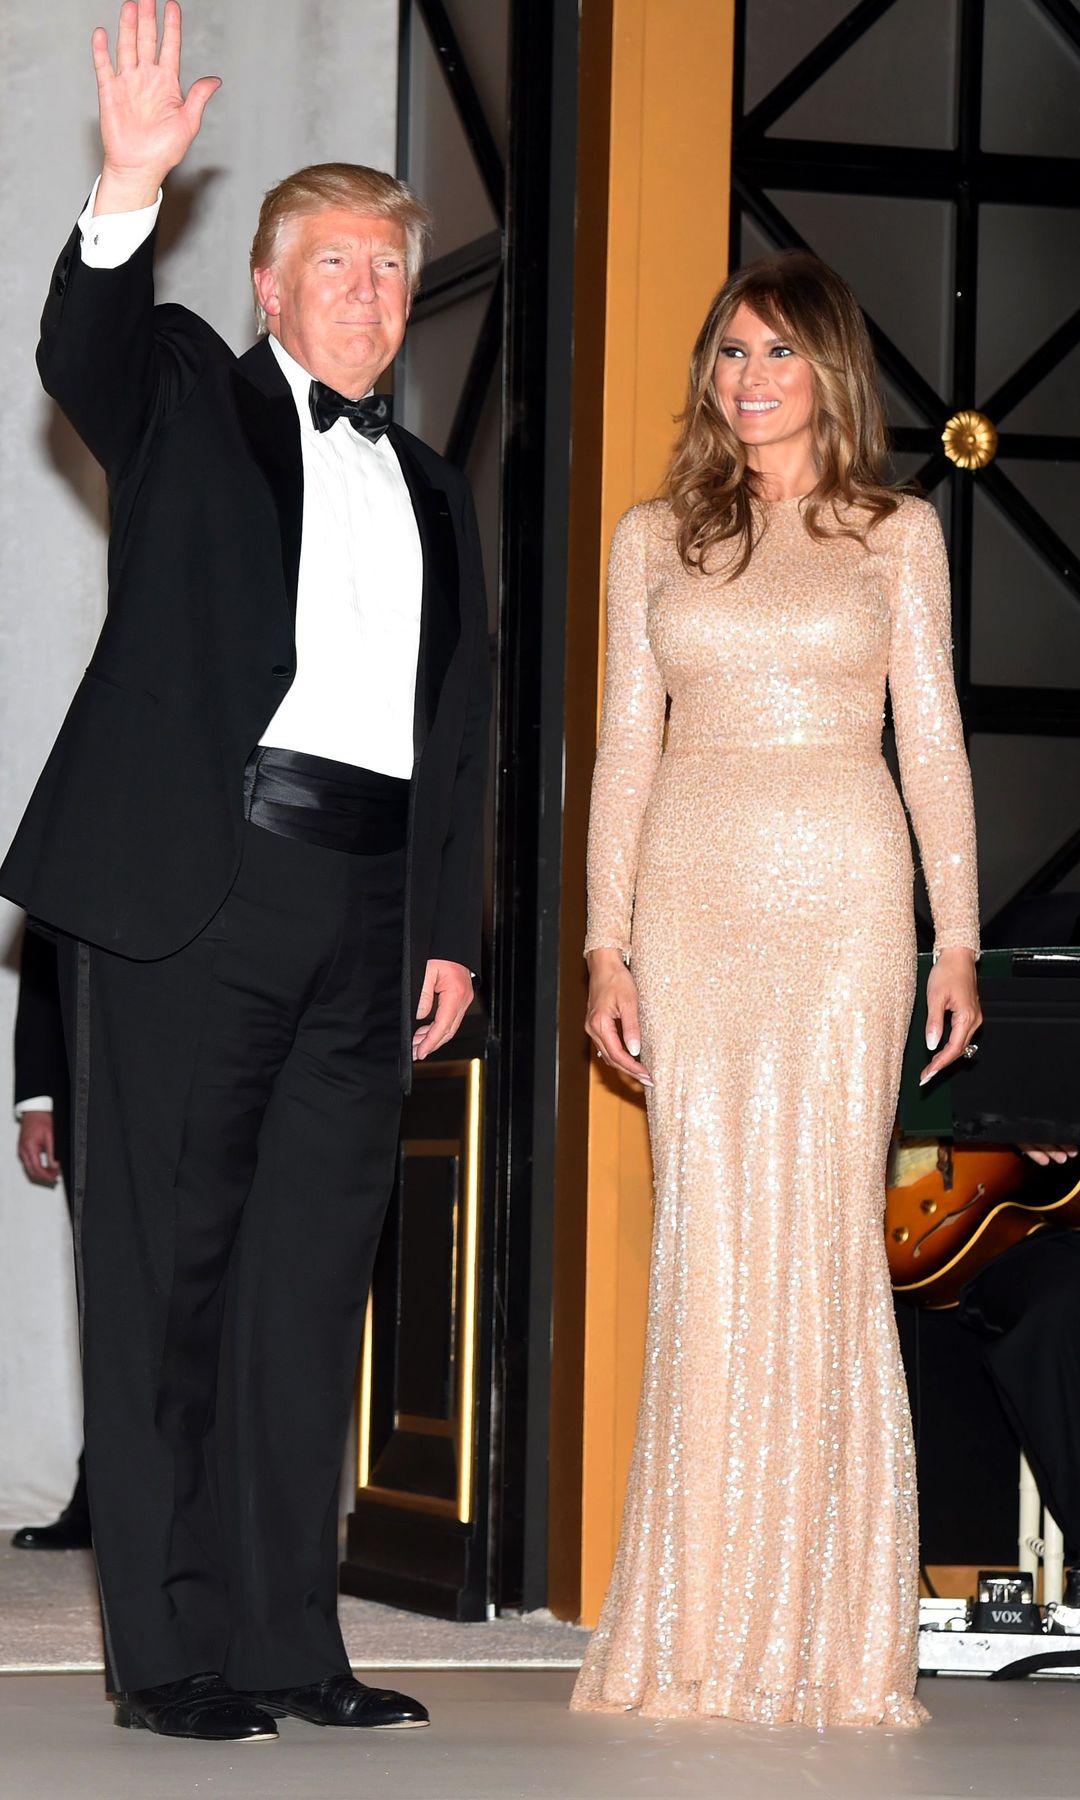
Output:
[
  {"xmin": 887, "ymin": 500, "xmax": 980, "ymax": 957},
  {"xmin": 584, "ymin": 508, "xmax": 668, "ymax": 961}
]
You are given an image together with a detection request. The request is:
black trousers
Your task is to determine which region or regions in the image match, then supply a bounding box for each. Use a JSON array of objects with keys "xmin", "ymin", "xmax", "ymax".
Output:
[
  {"xmin": 59, "ymin": 819, "xmax": 405, "ymax": 1691},
  {"xmin": 960, "ymin": 1229, "xmax": 1080, "ymax": 1561}
]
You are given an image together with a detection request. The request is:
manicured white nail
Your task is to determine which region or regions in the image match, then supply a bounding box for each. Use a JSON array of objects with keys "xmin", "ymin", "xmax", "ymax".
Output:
[
  {"xmin": 925, "ymin": 1026, "xmax": 940, "ymax": 1051},
  {"xmin": 627, "ymin": 1038, "xmax": 641, "ymax": 1057},
  {"xmin": 919, "ymin": 1071, "xmax": 932, "ymax": 1087}
]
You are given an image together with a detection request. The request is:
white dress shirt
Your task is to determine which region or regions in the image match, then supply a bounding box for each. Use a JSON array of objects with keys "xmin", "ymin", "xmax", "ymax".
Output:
[
  {"xmin": 14, "ymin": 1096, "xmax": 51, "ymax": 1119},
  {"xmin": 77, "ymin": 176, "xmax": 162, "ymax": 266},
  {"xmin": 76, "ymin": 181, "xmax": 424, "ymax": 778},
  {"xmin": 258, "ymin": 338, "xmax": 422, "ymax": 776}
]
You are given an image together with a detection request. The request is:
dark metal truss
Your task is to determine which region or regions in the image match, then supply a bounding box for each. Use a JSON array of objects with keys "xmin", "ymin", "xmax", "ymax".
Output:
[
  {"xmin": 398, "ymin": 0, "xmax": 506, "ymax": 469},
  {"xmin": 731, "ymin": 0, "xmax": 1080, "ymax": 920}
]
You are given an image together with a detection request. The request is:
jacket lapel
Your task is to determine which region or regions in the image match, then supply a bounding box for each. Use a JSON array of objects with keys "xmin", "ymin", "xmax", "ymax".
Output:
[
  {"xmin": 232, "ymin": 339, "xmax": 304, "ymax": 617},
  {"xmin": 388, "ymin": 425, "xmax": 461, "ymax": 757}
]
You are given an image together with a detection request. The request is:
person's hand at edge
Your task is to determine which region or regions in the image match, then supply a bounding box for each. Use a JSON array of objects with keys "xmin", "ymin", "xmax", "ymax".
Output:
[{"xmin": 1019, "ymin": 1143, "xmax": 1079, "ymax": 1167}]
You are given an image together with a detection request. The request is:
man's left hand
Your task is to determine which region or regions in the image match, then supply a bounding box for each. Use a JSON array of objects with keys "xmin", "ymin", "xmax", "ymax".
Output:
[
  {"xmin": 17, "ymin": 1111, "xmax": 61, "ymax": 1186},
  {"xmin": 413, "ymin": 960, "xmax": 474, "ymax": 1061}
]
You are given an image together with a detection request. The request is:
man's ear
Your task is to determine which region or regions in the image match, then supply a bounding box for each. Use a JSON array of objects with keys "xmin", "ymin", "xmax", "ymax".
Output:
[{"xmin": 253, "ymin": 264, "xmax": 281, "ymax": 319}]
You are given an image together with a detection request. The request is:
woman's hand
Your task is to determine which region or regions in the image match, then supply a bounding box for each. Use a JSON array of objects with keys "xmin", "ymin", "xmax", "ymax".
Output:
[
  {"xmin": 920, "ymin": 946, "xmax": 982, "ymax": 1084},
  {"xmin": 585, "ymin": 949, "xmax": 653, "ymax": 1087}
]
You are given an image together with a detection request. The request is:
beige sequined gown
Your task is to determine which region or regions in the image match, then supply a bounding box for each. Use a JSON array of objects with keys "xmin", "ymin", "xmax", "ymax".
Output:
[{"xmin": 573, "ymin": 494, "xmax": 979, "ymax": 1728}]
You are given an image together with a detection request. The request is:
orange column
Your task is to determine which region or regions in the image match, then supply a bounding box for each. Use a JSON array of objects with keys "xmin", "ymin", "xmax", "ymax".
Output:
[{"xmin": 550, "ymin": 0, "xmax": 736, "ymax": 1626}]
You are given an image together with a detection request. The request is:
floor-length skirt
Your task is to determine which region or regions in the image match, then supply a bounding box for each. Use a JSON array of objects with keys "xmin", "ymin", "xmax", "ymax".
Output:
[{"xmin": 572, "ymin": 746, "xmax": 928, "ymax": 1728}]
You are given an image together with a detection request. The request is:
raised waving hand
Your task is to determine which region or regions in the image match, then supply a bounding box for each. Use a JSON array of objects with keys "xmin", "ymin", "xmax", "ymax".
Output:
[{"xmin": 93, "ymin": 0, "xmax": 220, "ymax": 211}]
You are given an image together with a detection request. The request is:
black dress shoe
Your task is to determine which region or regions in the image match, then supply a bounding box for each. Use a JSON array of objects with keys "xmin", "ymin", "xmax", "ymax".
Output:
[
  {"xmin": 114, "ymin": 1672, "xmax": 278, "ymax": 1741},
  {"xmin": 248, "ymin": 1672, "xmax": 429, "ymax": 1729},
  {"xmin": 11, "ymin": 1501, "xmax": 92, "ymax": 1551}
]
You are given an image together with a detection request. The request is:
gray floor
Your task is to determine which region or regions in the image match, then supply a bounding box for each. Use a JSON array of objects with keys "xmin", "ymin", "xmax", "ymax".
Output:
[
  {"xmin": 2, "ymin": 1669, "xmax": 1078, "ymax": 1800},
  {"xmin": 0, "ymin": 1542, "xmax": 589, "ymax": 1671}
]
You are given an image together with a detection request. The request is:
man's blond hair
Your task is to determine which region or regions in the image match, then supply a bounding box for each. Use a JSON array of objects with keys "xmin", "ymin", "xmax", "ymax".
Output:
[{"xmin": 249, "ymin": 162, "xmax": 433, "ymax": 329}]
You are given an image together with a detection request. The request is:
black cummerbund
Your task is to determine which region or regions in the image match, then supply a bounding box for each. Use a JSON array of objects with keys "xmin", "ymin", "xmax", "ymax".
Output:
[{"xmin": 243, "ymin": 746, "xmax": 410, "ymax": 855}]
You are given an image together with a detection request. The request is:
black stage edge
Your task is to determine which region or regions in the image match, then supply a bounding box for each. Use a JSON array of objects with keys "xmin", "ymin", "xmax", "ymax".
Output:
[{"xmin": 487, "ymin": 0, "xmax": 581, "ymax": 1619}]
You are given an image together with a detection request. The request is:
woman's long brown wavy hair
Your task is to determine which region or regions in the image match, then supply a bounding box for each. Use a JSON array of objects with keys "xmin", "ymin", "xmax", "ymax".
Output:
[{"xmin": 665, "ymin": 251, "xmax": 901, "ymax": 576}]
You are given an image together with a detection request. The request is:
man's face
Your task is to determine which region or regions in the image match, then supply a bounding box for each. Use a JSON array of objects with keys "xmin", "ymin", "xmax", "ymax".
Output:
[{"xmin": 254, "ymin": 208, "xmax": 411, "ymax": 398}]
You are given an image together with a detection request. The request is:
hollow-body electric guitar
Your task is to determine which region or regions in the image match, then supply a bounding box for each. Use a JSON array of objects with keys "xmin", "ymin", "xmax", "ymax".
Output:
[{"xmin": 885, "ymin": 1139, "xmax": 1080, "ymax": 1308}]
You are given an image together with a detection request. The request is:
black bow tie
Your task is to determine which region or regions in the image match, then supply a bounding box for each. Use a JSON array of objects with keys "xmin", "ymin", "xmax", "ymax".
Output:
[{"xmin": 308, "ymin": 381, "xmax": 391, "ymax": 440}]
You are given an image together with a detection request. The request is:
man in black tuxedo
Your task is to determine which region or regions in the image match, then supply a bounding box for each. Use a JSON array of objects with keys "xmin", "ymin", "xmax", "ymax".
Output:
[
  {"xmin": 0, "ymin": 0, "xmax": 488, "ymax": 1743},
  {"xmin": 11, "ymin": 924, "xmax": 92, "ymax": 1551}
]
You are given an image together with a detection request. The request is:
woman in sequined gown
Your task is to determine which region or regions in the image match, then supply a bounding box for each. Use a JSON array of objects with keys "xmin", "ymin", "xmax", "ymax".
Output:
[{"xmin": 574, "ymin": 254, "xmax": 981, "ymax": 1728}]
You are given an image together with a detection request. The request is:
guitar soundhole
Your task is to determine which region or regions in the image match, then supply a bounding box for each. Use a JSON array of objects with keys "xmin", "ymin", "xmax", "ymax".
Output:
[{"xmin": 912, "ymin": 1182, "xmax": 987, "ymax": 1261}]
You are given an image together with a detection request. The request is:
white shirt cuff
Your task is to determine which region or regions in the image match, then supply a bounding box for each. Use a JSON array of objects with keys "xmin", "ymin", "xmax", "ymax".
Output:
[
  {"xmin": 14, "ymin": 1096, "xmax": 53, "ymax": 1120},
  {"xmin": 78, "ymin": 174, "xmax": 162, "ymax": 269}
]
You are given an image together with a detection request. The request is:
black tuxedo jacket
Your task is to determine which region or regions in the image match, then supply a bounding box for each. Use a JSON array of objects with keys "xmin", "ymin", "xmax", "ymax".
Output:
[
  {"xmin": 14, "ymin": 923, "xmax": 69, "ymax": 1114},
  {"xmin": 13, "ymin": 922, "xmax": 72, "ymax": 1184},
  {"xmin": 0, "ymin": 220, "xmax": 490, "ymax": 1081}
]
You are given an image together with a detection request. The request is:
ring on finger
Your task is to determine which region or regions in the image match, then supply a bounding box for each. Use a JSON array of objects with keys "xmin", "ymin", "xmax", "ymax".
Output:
[{"xmin": 962, "ymin": 1041, "xmax": 979, "ymax": 1061}]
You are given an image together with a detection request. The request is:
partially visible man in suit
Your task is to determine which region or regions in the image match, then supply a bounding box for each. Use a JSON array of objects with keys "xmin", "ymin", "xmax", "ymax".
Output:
[
  {"xmin": 0, "ymin": 0, "xmax": 488, "ymax": 1744},
  {"xmin": 11, "ymin": 923, "xmax": 91, "ymax": 1551},
  {"xmin": 957, "ymin": 892, "xmax": 1080, "ymax": 1569}
]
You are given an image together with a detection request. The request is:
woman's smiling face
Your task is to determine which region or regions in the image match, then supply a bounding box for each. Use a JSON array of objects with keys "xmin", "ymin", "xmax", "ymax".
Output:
[{"xmin": 713, "ymin": 301, "xmax": 816, "ymax": 455}]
